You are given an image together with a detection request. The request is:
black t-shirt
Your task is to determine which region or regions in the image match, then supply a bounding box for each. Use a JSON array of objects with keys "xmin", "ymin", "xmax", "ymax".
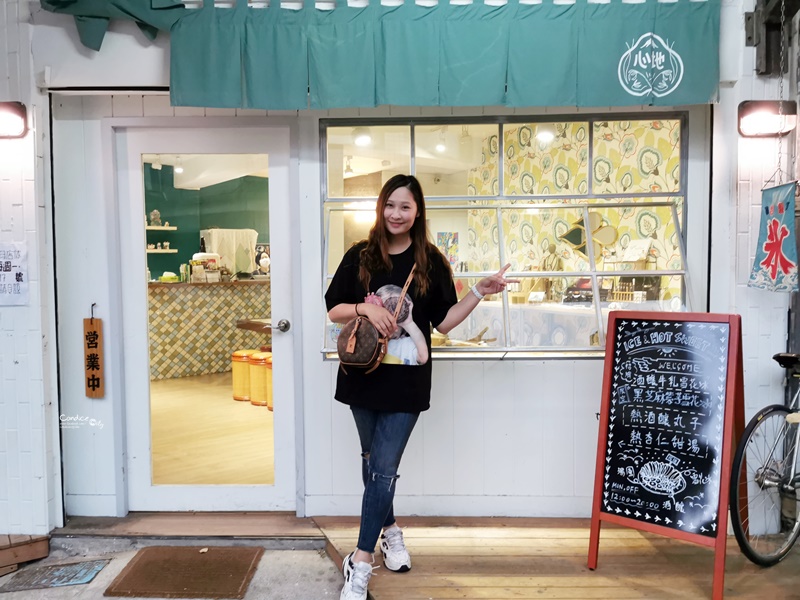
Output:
[{"xmin": 325, "ymin": 241, "xmax": 458, "ymax": 413}]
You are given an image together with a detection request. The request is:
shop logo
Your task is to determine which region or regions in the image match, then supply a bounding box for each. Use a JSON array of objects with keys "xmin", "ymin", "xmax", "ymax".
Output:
[
  {"xmin": 60, "ymin": 414, "xmax": 104, "ymax": 430},
  {"xmin": 618, "ymin": 33, "xmax": 684, "ymax": 98}
]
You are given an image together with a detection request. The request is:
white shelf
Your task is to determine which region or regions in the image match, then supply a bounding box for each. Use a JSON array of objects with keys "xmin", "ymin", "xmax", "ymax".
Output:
[
  {"xmin": 147, "ymin": 249, "xmax": 178, "ymax": 254},
  {"xmin": 146, "ymin": 226, "xmax": 177, "ymax": 231}
]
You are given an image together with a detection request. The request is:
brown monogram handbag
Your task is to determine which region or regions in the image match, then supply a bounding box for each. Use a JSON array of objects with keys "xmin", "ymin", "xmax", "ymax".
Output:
[{"xmin": 337, "ymin": 265, "xmax": 416, "ymax": 374}]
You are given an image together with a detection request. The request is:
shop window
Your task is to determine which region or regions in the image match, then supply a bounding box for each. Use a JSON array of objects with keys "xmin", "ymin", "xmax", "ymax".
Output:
[
  {"xmin": 326, "ymin": 125, "xmax": 411, "ymax": 197},
  {"xmin": 322, "ymin": 115, "xmax": 689, "ymax": 356},
  {"xmin": 414, "ymin": 124, "xmax": 500, "ymax": 197},
  {"xmin": 592, "ymin": 119, "xmax": 681, "ymax": 195},
  {"xmin": 503, "ymin": 122, "xmax": 590, "ymax": 196}
]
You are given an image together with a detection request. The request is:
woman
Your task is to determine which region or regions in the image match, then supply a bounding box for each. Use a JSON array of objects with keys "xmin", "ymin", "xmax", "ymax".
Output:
[{"xmin": 325, "ymin": 174, "xmax": 516, "ymax": 600}]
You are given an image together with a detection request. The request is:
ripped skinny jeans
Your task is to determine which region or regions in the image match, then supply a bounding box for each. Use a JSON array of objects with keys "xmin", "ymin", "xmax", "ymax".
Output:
[{"xmin": 351, "ymin": 406, "xmax": 420, "ymax": 554}]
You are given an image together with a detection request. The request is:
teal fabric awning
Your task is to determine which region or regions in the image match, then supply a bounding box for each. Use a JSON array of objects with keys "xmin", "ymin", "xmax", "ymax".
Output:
[
  {"xmin": 43, "ymin": 0, "xmax": 721, "ymax": 110},
  {"xmin": 41, "ymin": 0, "xmax": 186, "ymax": 51}
]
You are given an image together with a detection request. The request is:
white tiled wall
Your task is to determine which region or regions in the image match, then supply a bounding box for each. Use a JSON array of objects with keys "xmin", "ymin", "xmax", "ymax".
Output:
[
  {"xmin": 713, "ymin": 0, "xmax": 797, "ymax": 419},
  {"xmin": 0, "ymin": 1, "xmax": 60, "ymax": 534}
]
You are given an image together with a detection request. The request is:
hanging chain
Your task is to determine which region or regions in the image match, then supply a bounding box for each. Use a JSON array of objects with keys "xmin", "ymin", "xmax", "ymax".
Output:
[{"xmin": 778, "ymin": 0, "xmax": 787, "ymax": 183}]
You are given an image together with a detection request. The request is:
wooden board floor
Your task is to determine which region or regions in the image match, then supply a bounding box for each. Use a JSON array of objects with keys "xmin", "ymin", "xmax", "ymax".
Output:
[
  {"xmin": 150, "ymin": 372, "xmax": 274, "ymax": 485},
  {"xmin": 316, "ymin": 516, "xmax": 800, "ymax": 599}
]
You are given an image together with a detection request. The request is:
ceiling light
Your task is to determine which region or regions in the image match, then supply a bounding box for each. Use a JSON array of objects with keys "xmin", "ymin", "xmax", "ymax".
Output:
[
  {"xmin": 738, "ymin": 100, "xmax": 798, "ymax": 137},
  {"xmin": 151, "ymin": 157, "xmax": 162, "ymax": 171},
  {"xmin": 0, "ymin": 102, "xmax": 28, "ymax": 139},
  {"xmin": 353, "ymin": 127, "xmax": 372, "ymax": 147},
  {"xmin": 174, "ymin": 157, "xmax": 184, "ymax": 174},
  {"xmin": 536, "ymin": 123, "xmax": 556, "ymax": 144},
  {"xmin": 436, "ymin": 127, "xmax": 447, "ymax": 153}
]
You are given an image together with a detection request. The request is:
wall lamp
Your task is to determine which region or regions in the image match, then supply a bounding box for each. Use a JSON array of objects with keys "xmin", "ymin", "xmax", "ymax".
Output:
[
  {"xmin": 738, "ymin": 100, "xmax": 798, "ymax": 137},
  {"xmin": 0, "ymin": 102, "xmax": 28, "ymax": 139}
]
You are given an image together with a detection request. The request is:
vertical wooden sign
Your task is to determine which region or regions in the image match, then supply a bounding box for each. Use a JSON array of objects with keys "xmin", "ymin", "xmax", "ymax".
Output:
[
  {"xmin": 83, "ymin": 318, "xmax": 105, "ymax": 398},
  {"xmin": 588, "ymin": 311, "xmax": 744, "ymax": 600}
]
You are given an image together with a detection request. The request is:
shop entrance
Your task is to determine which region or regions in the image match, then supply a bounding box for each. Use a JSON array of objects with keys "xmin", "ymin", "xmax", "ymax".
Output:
[{"xmin": 115, "ymin": 125, "xmax": 296, "ymax": 511}]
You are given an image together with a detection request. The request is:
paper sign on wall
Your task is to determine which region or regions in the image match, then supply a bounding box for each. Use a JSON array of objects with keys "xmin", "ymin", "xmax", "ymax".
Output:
[
  {"xmin": 0, "ymin": 242, "xmax": 29, "ymax": 306},
  {"xmin": 83, "ymin": 318, "xmax": 105, "ymax": 398}
]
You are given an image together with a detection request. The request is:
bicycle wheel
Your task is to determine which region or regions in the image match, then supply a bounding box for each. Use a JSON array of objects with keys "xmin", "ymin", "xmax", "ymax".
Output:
[{"xmin": 730, "ymin": 405, "xmax": 800, "ymax": 566}]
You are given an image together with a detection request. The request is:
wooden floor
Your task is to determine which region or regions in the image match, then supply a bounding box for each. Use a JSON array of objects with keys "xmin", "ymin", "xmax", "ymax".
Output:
[
  {"xmin": 47, "ymin": 512, "xmax": 800, "ymax": 599},
  {"xmin": 316, "ymin": 516, "xmax": 800, "ymax": 599},
  {"xmin": 150, "ymin": 372, "xmax": 274, "ymax": 485}
]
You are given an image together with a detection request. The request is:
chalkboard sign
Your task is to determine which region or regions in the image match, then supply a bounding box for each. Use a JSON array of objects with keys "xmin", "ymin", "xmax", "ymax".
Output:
[
  {"xmin": 601, "ymin": 318, "xmax": 729, "ymax": 536},
  {"xmin": 588, "ymin": 311, "xmax": 744, "ymax": 600}
]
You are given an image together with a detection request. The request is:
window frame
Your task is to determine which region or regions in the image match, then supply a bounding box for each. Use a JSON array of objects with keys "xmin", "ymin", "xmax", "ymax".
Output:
[{"xmin": 320, "ymin": 112, "xmax": 694, "ymax": 358}]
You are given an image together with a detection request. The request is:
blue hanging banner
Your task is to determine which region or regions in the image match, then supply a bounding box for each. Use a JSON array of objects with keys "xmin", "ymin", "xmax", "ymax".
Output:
[{"xmin": 749, "ymin": 182, "xmax": 799, "ymax": 293}]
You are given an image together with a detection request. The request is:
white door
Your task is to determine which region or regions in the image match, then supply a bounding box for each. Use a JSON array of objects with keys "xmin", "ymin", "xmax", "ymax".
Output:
[{"xmin": 115, "ymin": 124, "xmax": 296, "ymax": 510}]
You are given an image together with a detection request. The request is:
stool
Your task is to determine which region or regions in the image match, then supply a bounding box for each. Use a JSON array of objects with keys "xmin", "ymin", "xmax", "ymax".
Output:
[
  {"xmin": 231, "ymin": 349, "xmax": 259, "ymax": 401},
  {"xmin": 249, "ymin": 352, "xmax": 273, "ymax": 409}
]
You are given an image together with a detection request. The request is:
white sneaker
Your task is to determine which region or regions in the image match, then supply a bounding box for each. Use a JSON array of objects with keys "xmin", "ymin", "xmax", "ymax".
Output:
[
  {"xmin": 380, "ymin": 526, "xmax": 411, "ymax": 572},
  {"xmin": 340, "ymin": 552, "xmax": 376, "ymax": 600}
]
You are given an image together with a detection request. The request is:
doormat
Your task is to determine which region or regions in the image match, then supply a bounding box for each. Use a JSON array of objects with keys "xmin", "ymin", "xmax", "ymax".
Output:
[
  {"xmin": 104, "ymin": 546, "xmax": 264, "ymax": 599},
  {"xmin": 0, "ymin": 559, "xmax": 109, "ymax": 592}
]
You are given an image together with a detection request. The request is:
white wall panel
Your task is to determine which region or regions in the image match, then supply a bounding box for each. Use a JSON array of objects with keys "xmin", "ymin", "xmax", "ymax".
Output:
[
  {"xmin": 142, "ymin": 95, "xmax": 174, "ymax": 117},
  {"xmin": 52, "ymin": 96, "xmax": 127, "ymax": 515},
  {"xmin": 0, "ymin": 1, "xmax": 60, "ymax": 535},
  {"xmin": 540, "ymin": 361, "xmax": 576, "ymax": 499},
  {"xmin": 31, "ymin": 11, "xmax": 170, "ymax": 89},
  {"xmin": 175, "ymin": 106, "xmax": 207, "ymax": 117},
  {"xmin": 573, "ymin": 360, "xmax": 604, "ymax": 498},
  {"xmin": 331, "ymin": 398, "xmax": 362, "ymax": 496},
  {"xmin": 452, "ymin": 362, "xmax": 486, "ymax": 496},
  {"xmin": 510, "ymin": 362, "xmax": 545, "ymax": 496},
  {"xmin": 303, "ymin": 360, "xmax": 336, "ymax": 496},
  {"xmin": 111, "ymin": 95, "xmax": 144, "ymax": 118},
  {"xmin": 422, "ymin": 361, "xmax": 456, "ymax": 495},
  {"xmin": 483, "ymin": 361, "xmax": 516, "ymax": 496},
  {"xmin": 305, "ymin": 358, "xmax": 605, "ymax": 517}
]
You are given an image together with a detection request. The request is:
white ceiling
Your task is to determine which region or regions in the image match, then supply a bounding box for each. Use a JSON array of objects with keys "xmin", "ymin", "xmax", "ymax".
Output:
[{"xmin": 142, "ymin": 154, "xmax": 269, "ymax": 190}]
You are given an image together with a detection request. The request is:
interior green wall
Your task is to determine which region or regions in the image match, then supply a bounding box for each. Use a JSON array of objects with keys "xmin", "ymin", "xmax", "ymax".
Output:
[
  {"xmin": 199, "ymin": 177, "xmax": 270, "ymax": 242},
  {"xmin": 145, "ymin": 164, "xmax": 199, "ymax": 278},
  {"xmin": 144, "ymin": 164, "xmax": 270, "ymax": 278}
]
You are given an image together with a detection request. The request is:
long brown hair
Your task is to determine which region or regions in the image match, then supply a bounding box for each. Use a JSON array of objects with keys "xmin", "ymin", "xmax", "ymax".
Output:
[{"xmin": 359, "ymin": 174, "xmax": 447, "ymax": 296}]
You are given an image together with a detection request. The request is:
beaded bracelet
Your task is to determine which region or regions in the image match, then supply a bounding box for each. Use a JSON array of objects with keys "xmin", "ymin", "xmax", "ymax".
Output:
[{"xmin": 470, "ymin": 285, "xmax": 485, "ymax": 301}]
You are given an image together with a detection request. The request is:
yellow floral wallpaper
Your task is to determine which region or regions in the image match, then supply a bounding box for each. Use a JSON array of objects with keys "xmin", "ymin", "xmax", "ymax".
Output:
[
  {"xmin": 466, "ymin": 199, "xmax": 683, "ymax": 269},
  {"xmin": 503, "ymin": 123, "xmax": 590, "ymax": 196},
  {"xmin": 464, "ymin": 119, "xmax": 686, "ymax": 303},
  {"xmin": 466, "ymin": 132, "xmax": 499, "ymax": 196},
  {"xmin": 593, "ymin": 119, "xmax": 681, "ymax": 194}
]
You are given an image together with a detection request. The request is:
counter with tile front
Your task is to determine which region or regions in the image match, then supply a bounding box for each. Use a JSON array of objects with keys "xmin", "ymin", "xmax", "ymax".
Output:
[{"xmin": 148, "ymin": 280, "xmax": 271, "ymax": 380}]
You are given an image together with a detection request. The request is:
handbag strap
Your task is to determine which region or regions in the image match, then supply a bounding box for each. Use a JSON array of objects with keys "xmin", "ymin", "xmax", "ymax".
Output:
[{"xmin": 392, "ymin": 264, "xmax": 416, "ymax": 320}]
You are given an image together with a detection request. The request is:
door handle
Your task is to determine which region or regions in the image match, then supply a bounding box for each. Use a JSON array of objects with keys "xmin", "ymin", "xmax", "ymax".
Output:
[{"xmin": 272, "ymin": 319, "xmax": 291, "ymax": 333}]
